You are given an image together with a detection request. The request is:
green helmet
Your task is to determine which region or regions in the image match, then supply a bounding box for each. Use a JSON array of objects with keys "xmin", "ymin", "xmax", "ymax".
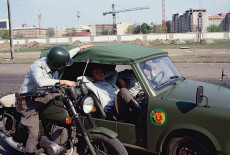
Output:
[{"xmin": 47, "ymin": 46, "xmax": 74, "ymax": 69}]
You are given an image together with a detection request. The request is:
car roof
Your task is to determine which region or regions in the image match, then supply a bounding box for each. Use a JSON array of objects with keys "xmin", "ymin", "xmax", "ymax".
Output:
[
  {"xmin": 71, "ymin": 43, "xmax": 167, "ymax": 65},
  {"xmin": 40, "ymin": 43, "xmax": 168, "ymax": 65}
]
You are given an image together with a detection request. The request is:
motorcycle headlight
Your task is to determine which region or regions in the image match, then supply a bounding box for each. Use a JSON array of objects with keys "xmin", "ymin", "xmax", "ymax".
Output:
[{"xmin": 82, "ymin": 96, "xmax": 94, "ymax": 114}]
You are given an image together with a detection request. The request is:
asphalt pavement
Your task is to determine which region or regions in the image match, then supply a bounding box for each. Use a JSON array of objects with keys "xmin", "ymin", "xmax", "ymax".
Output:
[
  {"xmin": 0, "ymin": 63, "xmax": 230, "ymax": 94},
  {"xmin": 0, "ymin": 62, "xmax": 229, "ymax": 154}
]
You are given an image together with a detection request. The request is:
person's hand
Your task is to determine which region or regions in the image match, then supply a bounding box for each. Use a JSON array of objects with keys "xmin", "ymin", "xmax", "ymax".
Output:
[
  {"xmin": 80, "ymin": 44, "xmax": 94, "ymax": 50},
  {"xmin": 117, "ymin": 78, "xmax": 126, "ymax": 88},
  {"xmin": 60, "ymin": 80, "xmax": 76, "ymax": 87}
]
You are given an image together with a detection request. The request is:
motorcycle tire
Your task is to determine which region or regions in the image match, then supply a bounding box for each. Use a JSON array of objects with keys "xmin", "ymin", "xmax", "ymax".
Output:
[{"xmin": 77, "ymin": 133, "xmax": 128, "ymax": 155}]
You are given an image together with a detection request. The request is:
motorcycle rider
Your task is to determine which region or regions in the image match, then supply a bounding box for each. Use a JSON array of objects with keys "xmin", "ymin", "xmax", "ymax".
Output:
[{"xmin": 19, "ymin": 44, "xmax": 93, "ymax": 155}]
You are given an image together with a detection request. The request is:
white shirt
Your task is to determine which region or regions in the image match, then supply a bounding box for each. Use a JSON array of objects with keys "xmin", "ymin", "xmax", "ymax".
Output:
[{"xmin": 20, "ymin": 47, "xmax": 80, "ymax": 94}]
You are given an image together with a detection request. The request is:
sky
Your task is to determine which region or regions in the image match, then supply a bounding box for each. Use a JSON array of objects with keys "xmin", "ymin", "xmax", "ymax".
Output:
[{"xmin": 0, "ymin": 0, "xmax": 230, "ymax": 29}]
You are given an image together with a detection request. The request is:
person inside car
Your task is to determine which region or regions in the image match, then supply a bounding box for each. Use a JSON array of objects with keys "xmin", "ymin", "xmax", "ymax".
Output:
[
  {"xmin": 117, "ymin": 69, "xmax": 145, "ymax": 104},
  {"xmin": 19, "ymin": 44, "xmax": 93, "ymax": 155},
  {"xmin": 88, "ymin": 66, "xmax": 142, "ymax": 122}
]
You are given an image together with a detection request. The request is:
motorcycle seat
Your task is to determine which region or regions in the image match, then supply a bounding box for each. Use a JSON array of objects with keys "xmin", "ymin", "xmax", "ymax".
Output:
[{"xmin": 0, "ymin": 93, "xmax": 16, "ymax": 108}]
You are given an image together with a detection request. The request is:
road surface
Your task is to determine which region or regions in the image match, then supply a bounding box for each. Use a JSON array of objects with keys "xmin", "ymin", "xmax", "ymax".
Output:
[
  {"xmin": 0, "ymin": 63, "xmax": 230, "ymax": 94},
  {"xmin": 0, "ymin": 63, "xmax": 229, "ymax": 154}
]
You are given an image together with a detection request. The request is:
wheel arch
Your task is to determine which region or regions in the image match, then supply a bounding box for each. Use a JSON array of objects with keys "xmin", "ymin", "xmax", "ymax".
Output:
[
  {"xmin": 87, "ymin": 127, "xmax": 118, "ymax": 139},
  {"xmin": 157, "ymin": 125, "xmax": 221, "ymax": 154}
]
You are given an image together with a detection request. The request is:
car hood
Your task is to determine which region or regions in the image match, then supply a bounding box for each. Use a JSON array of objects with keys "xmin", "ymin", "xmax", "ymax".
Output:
[{"xmin": 165, "ymin": 79, "xmax": 230, "ymax": 108}]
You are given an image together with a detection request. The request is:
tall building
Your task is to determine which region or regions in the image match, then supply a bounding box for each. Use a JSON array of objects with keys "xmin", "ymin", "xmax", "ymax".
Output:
[
  {"xmin": 172, "ymin": 9, "xmax": 209, "ymax": 33},
  {"xmin": 208, "ymin": 13, "xmax": 226, "ymax": 30},
  {"xmin": 225, "ymin": 13, "xmax": 230, "ymax": 32}
]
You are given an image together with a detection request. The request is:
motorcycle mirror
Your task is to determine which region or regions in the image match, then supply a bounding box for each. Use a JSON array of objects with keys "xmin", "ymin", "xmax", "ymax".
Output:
[
  {"xmin": 196, "ymin": 86, "xmax": 203, "ymax": 106},
  {"xmin": 85, "ymin": 54, "xmax": 90, "ymax": 64},
  {"xmin": 82, "ymin": 54, "xmax": 90, "ymax": 80}
]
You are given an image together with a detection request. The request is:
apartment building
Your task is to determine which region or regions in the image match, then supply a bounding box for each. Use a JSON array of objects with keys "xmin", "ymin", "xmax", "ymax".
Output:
[
  {"xmin": 225, "ymin": 13, "xmax": 230, "ymax": 31},
  {"xmin": 172, "ymin": 8, "xmax": 209, "ymax": 33}
]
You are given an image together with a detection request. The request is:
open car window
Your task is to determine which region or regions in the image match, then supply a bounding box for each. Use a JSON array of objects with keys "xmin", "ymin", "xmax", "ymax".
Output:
[{"xmin": 140, "ymin": 56, "xmax": 182, "ymax": 90}]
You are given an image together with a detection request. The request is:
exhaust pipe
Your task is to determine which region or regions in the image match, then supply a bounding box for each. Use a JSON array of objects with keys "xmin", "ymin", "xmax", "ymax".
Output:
[{"xmin": 0, "ymin": 131, "xmax": 26, "ymax": 153}]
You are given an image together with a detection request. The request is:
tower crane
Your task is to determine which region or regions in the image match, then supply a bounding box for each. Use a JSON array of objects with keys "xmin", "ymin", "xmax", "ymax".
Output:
[
  {"xmin": 103, "ymin": 4, "xmax": 150, "ymax": 34},
  {"xmin": 162, "ymin": 0, "xmax": 167, "ymax": 33}
]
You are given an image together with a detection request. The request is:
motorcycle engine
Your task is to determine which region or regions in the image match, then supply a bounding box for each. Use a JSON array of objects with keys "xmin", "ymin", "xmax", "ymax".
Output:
[
  {"xmin": 49, "ymin": 124, "xmax": 68, "ymax": 146},
  {"xmin": 40, "ymin": 124, "xmax": 68, "ymax": 155}
]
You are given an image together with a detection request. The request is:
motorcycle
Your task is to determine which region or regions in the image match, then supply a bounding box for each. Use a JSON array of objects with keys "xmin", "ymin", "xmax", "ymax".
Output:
[{"xmin": 0, "ymin": 79, "xmax": 128, "ymax": 155}]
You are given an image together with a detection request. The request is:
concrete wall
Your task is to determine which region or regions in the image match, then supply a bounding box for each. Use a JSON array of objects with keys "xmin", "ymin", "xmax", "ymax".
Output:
[{"xmin": 0, "ymin": 32, "xmax": 229, "ymax": 45}]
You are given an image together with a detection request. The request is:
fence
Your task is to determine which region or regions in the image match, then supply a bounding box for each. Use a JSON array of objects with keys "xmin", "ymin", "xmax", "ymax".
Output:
[{"xmin": 0, "ymin": 32, "xmax": 230, "ymax": 45}]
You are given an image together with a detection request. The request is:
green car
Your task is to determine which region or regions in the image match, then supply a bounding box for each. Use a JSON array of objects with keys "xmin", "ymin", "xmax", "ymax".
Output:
[{"xmin": 43, "ymin": 43, "xmax": 230, "ymax": 154}]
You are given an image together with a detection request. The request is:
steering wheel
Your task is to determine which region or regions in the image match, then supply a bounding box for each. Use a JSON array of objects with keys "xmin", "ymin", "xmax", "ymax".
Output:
[{"xmin": 152, "ymin": 71, "xmax": 164, "ymax": 83}]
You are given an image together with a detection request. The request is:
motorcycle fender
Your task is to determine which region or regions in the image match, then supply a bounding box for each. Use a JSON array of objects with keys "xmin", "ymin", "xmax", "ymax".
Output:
[{"xmin": 87, "ymin": 127, "xmax": 118, "ymax": 139}]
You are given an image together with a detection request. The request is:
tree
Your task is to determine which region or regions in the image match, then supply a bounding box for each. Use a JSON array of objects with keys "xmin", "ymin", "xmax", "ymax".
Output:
[
  {"xmin": 140, "ymin": 23, "xmax": 152, "ymax": 34},
  {"xmin": 0, "ymin": 30, "xmax": 10, "ymax": 39},
  {"xmin": 126, "ymin": 25, "xmax": 134, "ymax": 34},
  {"xmin": 101, "ymin": 29, "xmax": 111, "ymax": 35},
  {"xmin": 46, "ymin": 27, "xmax": 55, "ymax": 37},
  {"xmin": 152, "ymin": 25, "xmax": 163, "ymax": 33},
  {"xmin": 133, "ymin": 25, "xmax": 141, "ymax": 34},
  {"xmin": 207, "ymin": 24, "xmax": 223, "ymax": 32}
]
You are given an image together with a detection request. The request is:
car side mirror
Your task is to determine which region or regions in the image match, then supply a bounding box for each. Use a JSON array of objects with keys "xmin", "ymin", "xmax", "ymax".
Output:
[
  {"xmin": 196, "ymin": 86, "xmax": 209, "ymax": 108},
  {"xmin": 196, "ymin": 86, "xmax": 203, "ymax": 106}
]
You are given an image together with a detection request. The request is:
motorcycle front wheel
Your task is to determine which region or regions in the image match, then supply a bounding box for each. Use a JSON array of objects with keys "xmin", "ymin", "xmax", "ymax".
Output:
[{"xmin": 77, "ymin": 133, "xmax": 128, "ymax": 155}]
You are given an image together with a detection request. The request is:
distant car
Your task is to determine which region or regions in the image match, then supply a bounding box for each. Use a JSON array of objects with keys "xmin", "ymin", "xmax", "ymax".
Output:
[{"xmin": 42, "ymin": 43, "xmax": 230, "ymax": 155}]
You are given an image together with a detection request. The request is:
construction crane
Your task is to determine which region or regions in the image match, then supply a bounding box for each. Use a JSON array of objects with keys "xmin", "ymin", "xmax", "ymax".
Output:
[
  {"xmin": 162, "ymin": 0, "xmax": 167, "ymax": 33},
  {"xmin": 103, "ymin": 4, "xmax": 150, "ymax": 35}
]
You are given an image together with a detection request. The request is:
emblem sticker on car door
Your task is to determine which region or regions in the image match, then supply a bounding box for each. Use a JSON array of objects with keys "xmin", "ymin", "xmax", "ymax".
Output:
[{"xmin": 150, "ymin": 109, "xmax": 167, "ymax": 126}]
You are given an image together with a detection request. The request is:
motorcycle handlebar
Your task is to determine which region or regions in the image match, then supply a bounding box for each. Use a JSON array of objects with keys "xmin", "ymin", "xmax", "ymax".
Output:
[
  {"xmin": 21, "ymin": 81, "xmax": 87, "ymax": 97},
  {"xmin": 21, "ymin": 84, "xmax": 61, "ymax": 97}
]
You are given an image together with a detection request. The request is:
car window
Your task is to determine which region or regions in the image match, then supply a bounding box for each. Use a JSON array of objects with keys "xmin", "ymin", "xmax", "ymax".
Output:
[{"xmin": 140, "ymin": 56, "xmax": 182, "ymax": 90}]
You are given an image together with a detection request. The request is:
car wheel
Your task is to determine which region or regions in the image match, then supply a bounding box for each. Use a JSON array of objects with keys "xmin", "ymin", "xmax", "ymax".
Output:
[{"xmin": 164, "ymin": 136, "xmax": 215, "ymax": 155}]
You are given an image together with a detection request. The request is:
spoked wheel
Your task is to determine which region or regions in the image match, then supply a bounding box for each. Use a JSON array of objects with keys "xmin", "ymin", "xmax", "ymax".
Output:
[
  {"xmin": 78, "ymin": 133, "xmax": 128, "ymax": 155},
  {"xmin": 163, "ymin": 136, "xmax": 216, "ymax": 155}
]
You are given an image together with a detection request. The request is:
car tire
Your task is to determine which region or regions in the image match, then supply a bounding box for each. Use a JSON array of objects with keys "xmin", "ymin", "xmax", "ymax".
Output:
[{"xmin": 163, "ymin": 136, "xmax": 216, "ymax": 155}]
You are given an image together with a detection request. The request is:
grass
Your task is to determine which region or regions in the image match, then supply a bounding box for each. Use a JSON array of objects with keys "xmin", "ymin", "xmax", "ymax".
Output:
[
  {"xmin": 0, "ymin": 46, "xmax": 51, "ymax": 53},
  {"xmin": 149, "ymin": 39, "xmax": 230, "ymax": 49},
  {"xmin": 170, "ymin": 54, "xmax": 230, "ymax": 63},
  {"xmin": 0, "ymin": 57, "xmax": 39, "ymax": 63}
]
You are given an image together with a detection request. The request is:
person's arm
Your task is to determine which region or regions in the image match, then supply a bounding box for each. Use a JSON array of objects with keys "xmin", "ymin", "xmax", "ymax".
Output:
[
  {"xmin": 105, "ymin": 70, "xmax": 118, "ymax": 85},
  {"xmin": 117, "ymin": 77, "xmax": 126, "ymax": 88},
  {"xmin": 69, "ymin": 44, "xmax": 94, "ymax": 58},
  {"xmin": 30, "ymin": 65, "xmax": 59, "ymax": 87},
  {"xmin": 60, "ymin": 80, "xmax": 76, "ymax": 87},
  {"xmin": 31, "ymin": 64, "xmax": 76, "ymax": 87},
  {"xmin": 117, "ymin": 70, "xmax": 132, "ymax": 87}
]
